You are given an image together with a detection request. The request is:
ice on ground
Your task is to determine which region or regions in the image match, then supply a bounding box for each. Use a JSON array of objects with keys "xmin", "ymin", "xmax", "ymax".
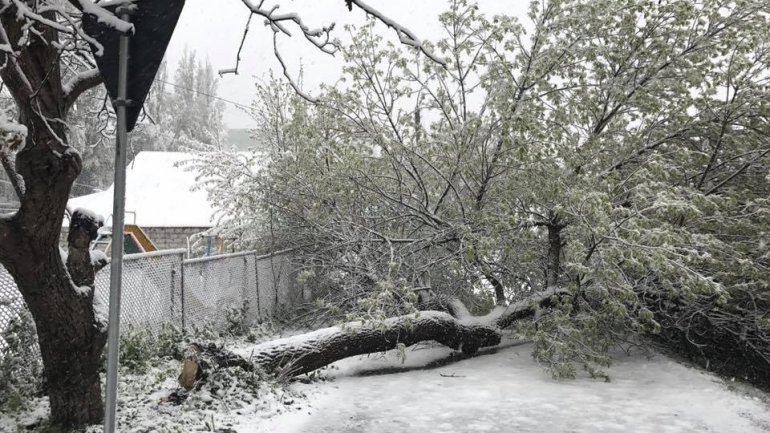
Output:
[{"xmin": 240, "ymin": 338, "xmax": 770, "ymax": 433}]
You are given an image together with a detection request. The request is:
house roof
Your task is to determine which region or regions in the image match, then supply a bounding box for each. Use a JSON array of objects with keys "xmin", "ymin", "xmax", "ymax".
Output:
[{"xmin": 66, "ymin": 151, "xmax": 217, "ymax": 228}]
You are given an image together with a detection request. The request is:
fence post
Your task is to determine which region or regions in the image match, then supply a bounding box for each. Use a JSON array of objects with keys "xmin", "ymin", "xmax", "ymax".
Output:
[
  {"xmin": 170, "ymin": 268, "xmax": 176, "ymax": 317},
  {"xmin": 180, "ymin": 255, "xmax": 186, "ymax": 332},
  {"xmin": 254, "ymin": 253, "xmax": 261, "ymax": 320},
  {"xmin": 242, "ymin": 256, "xmax": 248, "ymax": 302},
  {"xmin": 272, "ymin": 254, "xmax": 278, "ymax": 311}
]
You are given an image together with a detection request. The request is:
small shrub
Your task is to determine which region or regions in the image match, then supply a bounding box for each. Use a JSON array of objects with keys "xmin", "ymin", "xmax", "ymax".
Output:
[
  {"xmin": 119, "ymin": 326, "xmax": 157, "ymax": 373},
  {"xmin": 118, "ymin": 324, "xmax": 185, "ymax": 373},
  {"xmin": 223, "ymin": 300, "xmax": 251, "ymax": 337}
]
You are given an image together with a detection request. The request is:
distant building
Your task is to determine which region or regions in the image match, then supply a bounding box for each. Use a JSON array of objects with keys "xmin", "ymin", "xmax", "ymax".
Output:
[{"xmin": 63, "ymin": 151, "xmax": 219, "ymax": 253}]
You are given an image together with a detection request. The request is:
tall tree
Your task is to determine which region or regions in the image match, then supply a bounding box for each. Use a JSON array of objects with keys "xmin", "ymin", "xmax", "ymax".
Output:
[
  {"xmin": 0, "ymin": 2, "xmax": 111, "ymax": 426},
  {"xmin": 197, "ymin": 0, "xmax": 770, "ymax": 380},
  {"xmin": 169, "ymin": 49, "xmax": 225, "ymax": 148}
]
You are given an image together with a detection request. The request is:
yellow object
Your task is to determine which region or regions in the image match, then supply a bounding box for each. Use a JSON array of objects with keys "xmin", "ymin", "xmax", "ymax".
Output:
[{"xmin": 124, "ymin": 224, "xmax": 157, "ymax": 252}]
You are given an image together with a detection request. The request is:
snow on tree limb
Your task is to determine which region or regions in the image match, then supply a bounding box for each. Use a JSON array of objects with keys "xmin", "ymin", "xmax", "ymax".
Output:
[
  {"xmin": 181, "ymin": 287, "xmax": 571, "ymax": 387},
  {"xmin": 347, "ymin": 0, "xmax": 447, "ymax": 67},
  {"xmin": 181, "ymin": 311, "xmax": 501, "ymax": 387},
  {"xmin": 0, "ymin": 22, "xmax": 34, "ymax": 98},
  {"xmin": 68, "ymin": 0, "xmax": 134, "ymax": 34},
  {"xmin": 272, "ymin": 32, "xmax": 318, "ymax": 104},
  {"xmin": 218, "ymin": 14, "xmax": 252, "ymax": 78},
  {"xmin": 63, "ymin": 68, "xmax": 103, "ymax": 111},
  {"xmin": 7, "ymin": 0, "xmax": 72, "ymax": 34},
  {"xmin": 0, "ymin": 108, "xmax": 26, "ymax": 201},
  {"xmin": 241, "ymin": 0, "xmax": 338, "ymax": 55},
  {"xmin": 228, "ymin": 0, "xmax": 447, "ymax": 102}
]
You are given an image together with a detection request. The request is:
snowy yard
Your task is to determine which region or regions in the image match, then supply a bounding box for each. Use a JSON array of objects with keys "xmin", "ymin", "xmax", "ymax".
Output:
[
  {"xmin": 2, "ymin": 334, "xmax": 769, "ymax": 432},
  {"xmin": 239, "ymin": 338, "xmax": 770, "ymax": 433}
]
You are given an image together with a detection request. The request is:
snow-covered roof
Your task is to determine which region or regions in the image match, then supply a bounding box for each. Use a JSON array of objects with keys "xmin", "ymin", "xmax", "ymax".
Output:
[{"xmin": 66, "ymin": 151, "xmax": 216, "ymax": 228}]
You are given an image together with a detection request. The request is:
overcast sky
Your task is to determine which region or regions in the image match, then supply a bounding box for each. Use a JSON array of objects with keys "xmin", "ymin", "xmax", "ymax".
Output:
[{"xmin": 164, "ymin": 1, "xmax": 527, "ymax": 129}]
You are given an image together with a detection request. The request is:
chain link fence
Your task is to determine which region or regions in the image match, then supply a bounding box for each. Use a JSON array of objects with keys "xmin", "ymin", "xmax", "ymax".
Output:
[
  {"xmin": 0, "ymin": 266, "xmax": 27, "ymax": 354},
  {"xmin": 0, "ymin": 249, "xmax": 299, "ymax": 358}
]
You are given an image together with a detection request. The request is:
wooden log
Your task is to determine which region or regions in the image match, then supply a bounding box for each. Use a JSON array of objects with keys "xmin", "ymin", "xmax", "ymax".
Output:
[
  {"xmin": 179, "ymin": 311, "xmax": 501, "ymax": 387},
  {"xmin": 177, "ymin": 288, "xmax": 570, "ymax": 388}
]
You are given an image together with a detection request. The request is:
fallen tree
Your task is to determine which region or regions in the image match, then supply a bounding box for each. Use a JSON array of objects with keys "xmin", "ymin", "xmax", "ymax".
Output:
[{"xmin": 178, "ymin": 288, "xmax": 568, "ymax": 389}]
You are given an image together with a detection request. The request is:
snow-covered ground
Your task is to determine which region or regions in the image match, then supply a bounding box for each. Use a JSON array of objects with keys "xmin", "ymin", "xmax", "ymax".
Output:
[
  {"xmin": 2, "ymin": 336, "xmax": 769, "ymax": 432},
  {"xmin": 239, "ymin": 338, "xmax": 770, "ymax": 433}
]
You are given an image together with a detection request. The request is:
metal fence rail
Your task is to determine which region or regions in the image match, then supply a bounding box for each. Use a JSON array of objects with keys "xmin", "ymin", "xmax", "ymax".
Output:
[{"xmin": 0, "ymin": 249, "xmax": 298, "ymax": 358}]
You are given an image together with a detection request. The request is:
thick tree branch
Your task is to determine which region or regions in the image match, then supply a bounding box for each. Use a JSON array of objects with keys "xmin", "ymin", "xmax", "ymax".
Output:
[
  {"xmin": 66, "ymin": 0, "xmax": 134, "ymax": 34},
  {"xmin": 63, "ymin": 68, "xmax": 103, "ymax": 112},
  {"xmin": 0, "ymin": 13, "xmax": 34, "ymax": 101},
  {"xmin": 181, "ymin": 311, "xmax": 501, "ymax": 387},
  {"xmin": 180, "ymin": 286, "xmax": 571, "ymax": 389}
]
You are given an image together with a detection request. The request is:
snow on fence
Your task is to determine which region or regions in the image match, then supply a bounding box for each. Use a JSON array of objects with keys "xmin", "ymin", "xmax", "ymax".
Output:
[{"xmin": 0, "ymin": 249, "xmax": 299, "ymax": 359}]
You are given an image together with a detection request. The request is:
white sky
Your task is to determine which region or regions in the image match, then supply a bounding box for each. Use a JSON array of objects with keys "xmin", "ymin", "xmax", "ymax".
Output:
[{"xmin": 165, "ymin": 0, "xmax": 527, "ymax": 129}]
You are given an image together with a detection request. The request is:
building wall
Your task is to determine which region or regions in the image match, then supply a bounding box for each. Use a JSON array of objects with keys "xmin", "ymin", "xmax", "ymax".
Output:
[{"xmin": 143, "ymin": 227, "xmax": 209, "ymax": 251}]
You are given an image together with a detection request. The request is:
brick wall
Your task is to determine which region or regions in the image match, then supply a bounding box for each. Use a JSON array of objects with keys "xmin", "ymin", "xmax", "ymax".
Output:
[{"xmin": 142, "ymin": 227, "xmax": 209, "ymax": 250}]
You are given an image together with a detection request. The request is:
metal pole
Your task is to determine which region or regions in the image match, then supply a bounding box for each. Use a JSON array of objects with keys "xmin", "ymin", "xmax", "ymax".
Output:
[{"xmin": 104, "ymin": 11, "xmax": 130, "ymax": 433}]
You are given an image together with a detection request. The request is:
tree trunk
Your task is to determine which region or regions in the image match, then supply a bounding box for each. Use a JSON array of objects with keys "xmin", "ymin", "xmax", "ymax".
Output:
[
  {"xmin": 0, "ymin": 6, "xmax": 108, "ymax": 426},
  {"xmin": 181, "ymin": 312, "xmax": 502, "ymax": 387},
  {"xmin": 1, "ymin": 148, "xmax": 109, "ymax": 427},
  {"xmin": 544, "ymin": 214, "xmax": 565, "ymax": 289},
  {"xmin": 180, "ymin": 287, "xmax": 570, "ymax": 388},
  {"xmin": 6, "ymin": 245, "xmax": 107, "ymax": 426}
]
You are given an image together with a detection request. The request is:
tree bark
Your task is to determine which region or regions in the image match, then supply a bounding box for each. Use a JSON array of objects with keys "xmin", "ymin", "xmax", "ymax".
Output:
[
  {"xmin": 543, "ymin": 213, "xmax": 566, "ymax": 289},
  {"xmin": 0, "ymin": 148, "xmax": 108, "ymax": 426}
]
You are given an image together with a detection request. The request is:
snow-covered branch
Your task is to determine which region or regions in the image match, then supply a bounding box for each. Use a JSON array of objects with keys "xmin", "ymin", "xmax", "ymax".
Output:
[
  {"xmin": 348, "ymin": 0, "xmax": 447, "ymax": 67},
  {"xmin": 241, "ymin": 0, "xmax": 338, "ymax": 55},
  {"xmin": 0, "ymin": 19, "xmax": 34, "ymax": 99},
  {"xmin": 230, "ymin": 0, "xmax": 447, "ymax": 102},
  {"xmin": 180, "ymin": 310, "xmax": 501, "ymax": 388},
  {"xmin": 67, "ymin": 0, "xmax": 134, "ymax": 34},
  {"xmin": 63, "ymin": 68, "xmax": 103, "ymax": 111}
]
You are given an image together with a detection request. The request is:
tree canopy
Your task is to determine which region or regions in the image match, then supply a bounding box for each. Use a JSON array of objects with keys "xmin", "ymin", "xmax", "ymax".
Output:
[{"xmin": 195, "ymin": 0, "xmax": 770, "ymax": 380}]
